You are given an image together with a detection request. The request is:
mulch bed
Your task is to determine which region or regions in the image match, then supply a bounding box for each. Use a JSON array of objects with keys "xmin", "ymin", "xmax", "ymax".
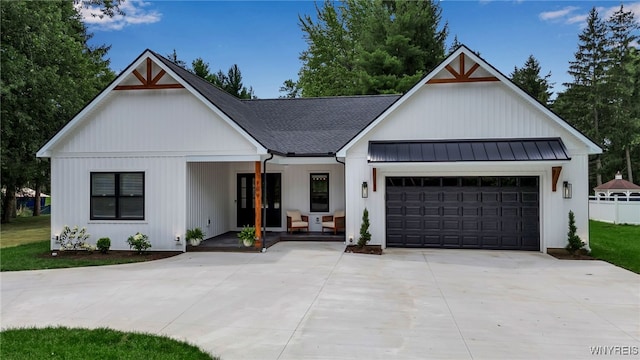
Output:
[
  {"xmin": 547, "ymin": 248, "xmax": 596, "ymax": 260},
  {"xmin": 345, "ymin": 245, "xmax": 383, "ymax": 255},
  {"xmin": 43, "ymin": 250, "xmax": 182, "ymax": 261}
]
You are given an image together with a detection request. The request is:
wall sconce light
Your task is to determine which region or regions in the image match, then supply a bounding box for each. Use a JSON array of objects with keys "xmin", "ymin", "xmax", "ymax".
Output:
[
  {"xmin": 563, "ymin": 181, "xmax": 572, "ymax": 199},
  {"xmin": 362, "ymin": 181, "xmax": 368, "ymax": 198},
  {"xmin": 175, "ymin": 235, "xmax": 181, "ymax": 243},
  {"xmin": 54, "ymin": 234, "xmax": 59, "ymax": 241}
]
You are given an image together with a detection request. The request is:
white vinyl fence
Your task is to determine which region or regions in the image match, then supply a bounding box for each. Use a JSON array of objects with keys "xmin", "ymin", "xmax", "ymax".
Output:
[{"xmin": 589, "ymin": 196, "xmax": 640, "ymax": 225}]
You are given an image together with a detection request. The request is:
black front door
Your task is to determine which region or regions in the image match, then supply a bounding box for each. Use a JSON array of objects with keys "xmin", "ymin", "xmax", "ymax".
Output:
[{"xmin": 236, "ymin": 173, "xmax": 282, "ymax": 228}]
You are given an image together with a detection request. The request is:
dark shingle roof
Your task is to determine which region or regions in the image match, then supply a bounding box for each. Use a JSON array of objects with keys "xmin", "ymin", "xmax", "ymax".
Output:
[
  {"xmin": 244, "ymin": 96, "xmax": 400, "ymax": 155},
  {"xmin": 150, "ymin": 50, "xmax": 399, "ymax": 155}
]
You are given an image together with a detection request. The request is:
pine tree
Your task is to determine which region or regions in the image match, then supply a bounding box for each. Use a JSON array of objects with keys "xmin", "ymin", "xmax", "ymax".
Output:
[
  {"xmin": 565, "ymin": 211, "xmax": 584, "ymax": 255},
  {"xmin": 605, "ymin": 5, "xmax": 639, "ymax": 184},
  {"xmin": 562, "ymin": 7, "xmax": 610, "ymax": 186},
  {"xmin": 357, "ymin": 208, "xmax": 371, "ymax": 248},
  {"xmin": 510, "ymin": 55, "xmax": 553, "ymax": 105}
]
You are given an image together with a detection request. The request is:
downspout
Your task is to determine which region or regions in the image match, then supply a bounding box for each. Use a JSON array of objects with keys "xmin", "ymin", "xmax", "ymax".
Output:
[
  {"xmin": 261, "ymin": 152, "xmax": 274, "ymax": 252},
  {"xmin": 335, "ymin": 155, "xmax": 346, "ymax": 244}
]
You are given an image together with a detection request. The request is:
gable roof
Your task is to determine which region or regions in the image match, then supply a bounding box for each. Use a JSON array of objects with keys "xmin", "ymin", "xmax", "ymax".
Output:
[
  {"xmin": 336, "ymin": 45, "xmax": 603, "ymax": 157},
  {"xmin": 37, "ymin": 49, "xmax": 399, "ymax": 157},
  {"xmin": 37, "ymin": 49, "xmax": 269, "ymax": 157},
  {"xmin": 39, "ymin": 46, "xmax": 601, "ymax": 159}
]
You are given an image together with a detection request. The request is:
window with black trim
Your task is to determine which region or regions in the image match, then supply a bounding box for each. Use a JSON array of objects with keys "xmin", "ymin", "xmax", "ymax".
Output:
[
  {"xmin": 310, "ymin": 173, "xmax": 329, "ymax": 212},
  {"xmin": 91, "ymin": 172, "xmax": 145, "ymax": 220}
]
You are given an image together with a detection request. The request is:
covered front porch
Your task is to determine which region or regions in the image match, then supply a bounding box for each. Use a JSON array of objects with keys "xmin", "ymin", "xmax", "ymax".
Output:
[{"xmin": 185, "ymin": 155, "xmax": 346, "ymax": 251}]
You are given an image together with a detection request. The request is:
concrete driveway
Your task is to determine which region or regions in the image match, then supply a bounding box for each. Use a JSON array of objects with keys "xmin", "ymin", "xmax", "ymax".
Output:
[{"xmin": 2, "ymin": 242, "xmax": 639, "ymax": 359}]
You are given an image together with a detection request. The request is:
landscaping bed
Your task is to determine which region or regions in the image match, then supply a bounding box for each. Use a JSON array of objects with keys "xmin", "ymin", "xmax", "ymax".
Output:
[
  {"xmin": 46, "ymin": 250, "xmax": 182, "ymax": 261},
  {"xmin": 345, "ymin": 245, "xmax": 383, "ymax": 255},
  {"xmin": 546, "ymin": 248, "xmax": 595, "ymax": 260}
]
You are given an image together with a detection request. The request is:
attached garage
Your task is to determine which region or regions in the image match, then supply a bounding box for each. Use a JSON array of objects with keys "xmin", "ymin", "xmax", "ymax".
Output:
[{"xmin": 385, "ymin": 176, "xmax": 539, "ymax": 250}]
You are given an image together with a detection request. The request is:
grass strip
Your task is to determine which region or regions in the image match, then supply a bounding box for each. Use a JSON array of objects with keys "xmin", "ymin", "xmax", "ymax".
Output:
[
  {"xmin": 0, "ymin": 326, "xmax": 219, "ymax": 360},
  {"xmin": 589, "ymin": 220, "xmax": 640, "ymax": 274}
]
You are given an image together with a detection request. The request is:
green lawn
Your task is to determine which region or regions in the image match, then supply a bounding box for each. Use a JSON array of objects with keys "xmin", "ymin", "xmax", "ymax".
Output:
[
  {"xmin": 0, "ymin": 215, "xmax": 51, "ymax": 248},
  {"xmin": 589, "ymin": 220, "xmax": 640, "ymax": 274},
  {"xmin": 0, "ymin": 326, "xmax": 219, "ymax": 360},
  {"xmin": 0, "ymin": 240, "xmax": 171, "ymax": 271},
  {"xmin": 1, "ymin": 216, "xmax": 178, "ymax": 271}
]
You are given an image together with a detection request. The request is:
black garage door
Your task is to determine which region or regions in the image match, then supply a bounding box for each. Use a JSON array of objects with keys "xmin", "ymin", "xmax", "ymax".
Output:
[{"xmin": 386, "ymin": 176, "xmax": 539, "ymax": 250}]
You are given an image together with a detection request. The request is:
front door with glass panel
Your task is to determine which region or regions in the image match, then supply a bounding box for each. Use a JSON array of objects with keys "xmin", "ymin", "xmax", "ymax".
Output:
[{"xmin": 236, "ymin": 173, "xmax": 281, "ymax": 228}]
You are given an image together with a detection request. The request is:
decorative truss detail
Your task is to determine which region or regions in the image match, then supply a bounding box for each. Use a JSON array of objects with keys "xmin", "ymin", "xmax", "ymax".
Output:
[
  {"xmin": 115, "ymin": 58, "xmax": 184, "ymax": 90},
  {"xmin": 427, "ymin": 53, "xmax": 499, "ymax": 84}
]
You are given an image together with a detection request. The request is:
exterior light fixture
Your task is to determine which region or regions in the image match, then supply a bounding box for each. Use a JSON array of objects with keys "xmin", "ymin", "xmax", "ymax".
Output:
[
  {"xmin": 175, "ymin": 235, "xmax": 181, "ymax": 242},
  {"xmin": 563, "ymin": 181, "xmax": 572, "ymax": 199},
  {"xmin": 362, "ymin": 182, "xmax": 368, "ymax": 198}
]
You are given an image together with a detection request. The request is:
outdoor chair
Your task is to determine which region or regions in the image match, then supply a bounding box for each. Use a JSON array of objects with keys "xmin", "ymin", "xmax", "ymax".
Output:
[
  {"xmin": 322, "ymin": 210, "xmax": 345, "ymax": 234},
  {"xmin": 286, "ymin": 210, "xmax": 309, "ymax": 233}
]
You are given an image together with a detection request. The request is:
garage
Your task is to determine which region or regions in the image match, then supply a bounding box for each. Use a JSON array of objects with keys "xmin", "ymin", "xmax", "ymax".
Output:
[{"xmin": 386, "ymin": 176, "xmax": 539, "ymax": 250}]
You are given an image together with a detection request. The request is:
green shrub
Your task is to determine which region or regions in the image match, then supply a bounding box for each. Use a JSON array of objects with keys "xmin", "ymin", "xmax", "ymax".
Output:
[
  {"xmin": 127, "ymin": 232, "xmax": 151, "ymax": 254},
  {"xmin": 357, "ymin": 208, "xmax": 371, "ymax": 247},
  {"xmin": 56, "ymin": 225, "xmax": 92, "ymax": 251},
  {"xmin": 96, "ymin": 237, "xmax": 111, "ymax": 254},
  {"xmin": 565, "ymin": 210, "xmax": 584, "ymax": 254}
]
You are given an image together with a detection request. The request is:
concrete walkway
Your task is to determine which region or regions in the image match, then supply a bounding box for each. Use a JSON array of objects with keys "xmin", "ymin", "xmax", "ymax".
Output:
[{"xmin": 2, "ymin": 242, "xmax": 639, "ymax": 359}]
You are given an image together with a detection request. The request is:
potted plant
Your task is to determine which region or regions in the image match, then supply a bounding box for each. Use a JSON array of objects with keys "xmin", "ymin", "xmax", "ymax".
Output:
[
  {"xmin": 186, "ymin": 227, "xmax": 205, "ymax": 246},
  {"xmin": 237, "ymin": 225, "xmax": 256, "ymax": 247}
]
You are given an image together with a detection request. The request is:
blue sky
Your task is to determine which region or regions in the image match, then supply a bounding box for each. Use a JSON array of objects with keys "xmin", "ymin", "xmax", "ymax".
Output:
[{"xmin": 81, "ymin": 1, "xmax": 640, "ymax": 99}]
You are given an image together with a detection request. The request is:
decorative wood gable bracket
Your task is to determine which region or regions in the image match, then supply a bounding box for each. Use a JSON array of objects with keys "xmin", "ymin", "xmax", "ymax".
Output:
[
  {"xmin": 115, "ymin": 58, "xmax": 184, "ymax": 90},
  {"xmin": 427, "ymin": 53, "xmax": 499, "ymax": 84}
]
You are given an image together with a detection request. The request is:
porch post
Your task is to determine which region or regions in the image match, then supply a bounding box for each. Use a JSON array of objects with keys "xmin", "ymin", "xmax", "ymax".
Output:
[{"xmin": 254, "ymin": 161, "xmax": 263, "ymax": 248}]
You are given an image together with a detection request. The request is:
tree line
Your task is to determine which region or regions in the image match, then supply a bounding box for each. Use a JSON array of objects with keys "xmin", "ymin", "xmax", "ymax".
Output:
[{"xmin": 1, "ymin": 0, "xmax": 637, "ymax": 222}]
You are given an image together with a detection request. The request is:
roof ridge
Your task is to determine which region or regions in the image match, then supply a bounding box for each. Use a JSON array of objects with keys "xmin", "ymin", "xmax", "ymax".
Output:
[{"xmin": 242, "ymin": 94, "xmax": 401, "ymax": 102}]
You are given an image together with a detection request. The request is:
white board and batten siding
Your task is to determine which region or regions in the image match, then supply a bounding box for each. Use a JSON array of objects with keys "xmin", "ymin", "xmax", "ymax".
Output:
[
  {"xmin": 48, "ymin": 89, "xmax": 261, "ymax": 251},
  {"xmin": 186, "ymin": 162, "xmax": 231, "ymax": 240},
  {"xmin": 344, "ymin": 81, "xmax": 593, "ymax": 251},
  {"xmin": 54, "ymin": 89, "xmax": 258, "ymax": 157},
  {"xmin": 51, "ymin": 156, "xmax": 186, "ymax": 251}
]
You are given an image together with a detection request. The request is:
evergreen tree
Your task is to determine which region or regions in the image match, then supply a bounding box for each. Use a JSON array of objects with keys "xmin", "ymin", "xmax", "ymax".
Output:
[
  {"xmin": 559, "ymin": 7, "xmax": 610, "ymax": 186},
  {"xmin": 187, "ymin": 57, "xmax": 254, "ymax": 99},
  {"xmin": 448, "ymin": 35, "xmax": 462, "ymax": 55},
  {"xmin": 166, "ymin": 49, "xmax": 187, "ymax": 69},
  {"xmin": 605, "ymin": 5, "xmax": 639, "ymax": 183},
  {"xmin": 510, "ymin": 55, "xmax": 553, "ymax": 105},
  {"xmin": 358, "ymin": 208, "xmax": 371, "ymax": 247},
  {"xmin": 297, "ymin": 0, "xmax": 448, "ymax": 97},
  {"xmin": 565, "ymin": 210, "xmax": 584, "ymax": 255},
  {"xmin": 279, "ymin": 79, "xmax": 301, "ymax": 98}
]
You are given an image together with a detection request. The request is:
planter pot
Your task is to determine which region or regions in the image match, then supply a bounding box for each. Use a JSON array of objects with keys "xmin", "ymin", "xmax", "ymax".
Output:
[
  {"xmin": 242, "ymin": 238, "xmax": 253, "ymax": 247},
  {"xmin": 189, "ymin": 238, "xmax": 202, "ymax": 246}
]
